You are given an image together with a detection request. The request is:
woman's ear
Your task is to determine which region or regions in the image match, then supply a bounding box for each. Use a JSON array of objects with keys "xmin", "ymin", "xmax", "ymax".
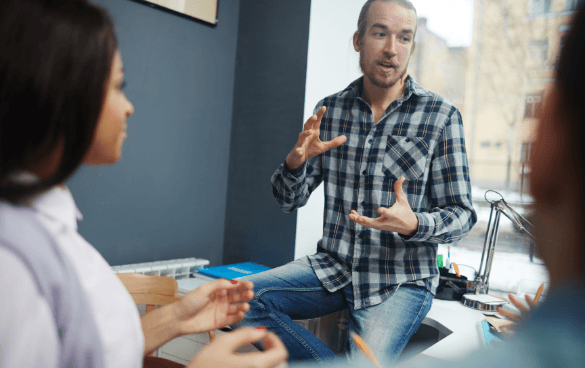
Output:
[{"xmin": 353, "ymin": 31, "xmax": 361, "ymax": 52}]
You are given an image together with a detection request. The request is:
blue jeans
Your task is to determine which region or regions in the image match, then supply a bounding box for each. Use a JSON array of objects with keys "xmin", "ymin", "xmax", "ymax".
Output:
[{"xmin": 234, "ymin": 257, "xmax": 434, "ymax": 364}]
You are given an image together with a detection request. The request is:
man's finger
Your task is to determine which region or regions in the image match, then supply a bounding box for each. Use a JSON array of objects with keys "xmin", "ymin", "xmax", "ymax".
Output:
[
  {"xmin": 349, "ymin": 213, "xmax": 380, "ymax": 230},
  {"xmin": 300, "ymin": 132, "xmax": 312, "ymax": 153},
  {"xmin": 312, "ymin": 106, "xmax": 327, "ymax": 130},
  {"xmin": 296, "ymin": 130, "xmax": 312, "ymax": 146},
  {"xmin": 303, "ymin": 113, "xmax": 318, "ymax": 131},
  {"xmin": 322, "ymin": 135, "xmax": 347, "ymax": 151},
  {"xmin": 377, "ymin": 207, "xmax": 389, "ymax": 216},
  {"xmin": 394, "ymin": 177, "xmax": 407, "ymax": 203}
]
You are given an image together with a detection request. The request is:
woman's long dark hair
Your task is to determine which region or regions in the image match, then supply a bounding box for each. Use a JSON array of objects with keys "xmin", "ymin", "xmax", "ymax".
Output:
[
  {"xmin": 555, "ymin": 4, "xmax": 585, "ymax": 207},
  {"xmin": 0, "ymin": 0, "xmax": 117, "ymax": 203}
]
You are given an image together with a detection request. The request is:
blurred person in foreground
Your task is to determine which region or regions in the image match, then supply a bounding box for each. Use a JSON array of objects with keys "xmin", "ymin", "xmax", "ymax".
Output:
[{"xmin": 0, "ymin": 1, "xmax": 287, "ymax": 368}]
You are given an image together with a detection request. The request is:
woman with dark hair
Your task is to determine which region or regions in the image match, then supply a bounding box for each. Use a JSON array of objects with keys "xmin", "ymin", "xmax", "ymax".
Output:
[{"xmin": 0, "ymin": 1, "xmax": 287, "ymax": 368}]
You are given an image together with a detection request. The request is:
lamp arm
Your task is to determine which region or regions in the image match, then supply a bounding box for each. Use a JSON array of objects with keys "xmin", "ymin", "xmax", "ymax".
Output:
[
  {"xmin": 472, "ymin": 191, "xmax": 535, "ymax": 294},
  {"xmin": 500, "ymin": 201, "xmax": 537, "ymax": 242}
]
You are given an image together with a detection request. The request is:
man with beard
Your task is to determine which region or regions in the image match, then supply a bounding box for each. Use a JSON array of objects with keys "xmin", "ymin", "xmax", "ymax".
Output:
[{"xmin": 236, "ymin": 0, "xmax": 476, "ymax": 364}]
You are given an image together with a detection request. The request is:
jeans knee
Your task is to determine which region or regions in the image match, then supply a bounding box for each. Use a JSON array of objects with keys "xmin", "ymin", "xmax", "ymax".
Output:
[{"xmin": 250, "ymin": 288, "xmax": 279, "ymax": 313}]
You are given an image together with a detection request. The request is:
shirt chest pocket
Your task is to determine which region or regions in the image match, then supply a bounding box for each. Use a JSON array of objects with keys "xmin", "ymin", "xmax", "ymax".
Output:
[{"xmin": 382, "ymin": 135, "xmax": 430, "ymax": 180}]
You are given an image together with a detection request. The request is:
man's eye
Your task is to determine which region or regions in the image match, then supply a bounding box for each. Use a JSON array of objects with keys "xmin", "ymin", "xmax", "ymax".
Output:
[
  {"xmin": 375, "ymin": 32, "xmax": 385, "ymax": 37},
  {"xmin": 401, "ymin": 37, "xmax": 411, "ymax": 42}
]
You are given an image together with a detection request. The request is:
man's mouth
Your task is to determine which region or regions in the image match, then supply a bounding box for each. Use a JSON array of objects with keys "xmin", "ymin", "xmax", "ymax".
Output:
[
  {"xmin": 378, "ymin": 63, "xmax": 396, "ymax": 74},
  {"xmin": 378, "ymin": 61, "xmax": 396, "ymax": 69}
]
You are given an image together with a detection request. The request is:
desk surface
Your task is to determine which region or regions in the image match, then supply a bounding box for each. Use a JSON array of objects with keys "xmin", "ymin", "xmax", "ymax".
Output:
[{"xmin": 419, "ymin": 299, "xmax": 486, "ymax": 360}]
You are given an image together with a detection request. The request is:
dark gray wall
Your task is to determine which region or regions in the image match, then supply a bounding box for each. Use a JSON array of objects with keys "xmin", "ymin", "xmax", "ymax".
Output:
[
  {"xmin": 68, "ymin": 0, "xmax": 240, "ymax": 266},
  {"xmin": 223, "ymin": 0, "xmax": 312, "ymax": 267}
]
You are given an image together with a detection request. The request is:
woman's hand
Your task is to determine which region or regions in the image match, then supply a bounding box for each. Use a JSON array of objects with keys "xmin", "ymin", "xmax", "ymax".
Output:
[
  {"xmin": 189, "ymin": 327, "xmax": 288, "ymax": 368},
  {"xmin": 496, "ymin": 293, "xmax": 538, "ymax": 326},
  {"xmin": 173, "ymin": 279, "xmax": 254, "ymax": 335}
]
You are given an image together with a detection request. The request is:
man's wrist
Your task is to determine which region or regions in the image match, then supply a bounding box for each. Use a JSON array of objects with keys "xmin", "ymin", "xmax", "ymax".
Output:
[
  {"xmin": 284, "ymin": 156, "xmax": 306, "ymax": 177},
  {"xmin": 285, "ymin": 155, "xmax": 302, "ymax": 172},
  {"xmin": 399, "ymin": 213, "xmax": 420, "ymax": 238}
]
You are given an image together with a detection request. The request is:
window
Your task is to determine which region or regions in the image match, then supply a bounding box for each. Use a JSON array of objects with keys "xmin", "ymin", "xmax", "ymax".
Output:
[
  {"xmin": 527, "ymin": 39, "xmax": 549, "ymax": 61},
  {"xmin": 524, "ymin": 92, "xmax": 544, "ymax": 119},
  {"xmin": 304, "ymin": 0, "xmax": 550, "ymax": 298},
  {"xmin": 531, "ymin": 0, "xmax": 552, "ymax": 15},
  {"xmin": 565, "ymin": 0, "xmax": 585, "ymax": 11},
  {"xmin": 520, "ymin": 142, "xmax": 533, "ymax": 164}
]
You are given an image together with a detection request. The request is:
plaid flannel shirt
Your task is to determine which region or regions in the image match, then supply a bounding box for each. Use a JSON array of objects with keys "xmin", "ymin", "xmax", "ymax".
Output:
[{"xmin": 271, "ymin": 76, "xmax": 477, "ymax": 310}]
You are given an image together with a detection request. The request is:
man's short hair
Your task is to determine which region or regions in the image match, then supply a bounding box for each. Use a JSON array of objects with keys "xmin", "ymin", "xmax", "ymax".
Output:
[{"xmin": 357, "ymin": 0, "xmax": 418, "ymax": 42}]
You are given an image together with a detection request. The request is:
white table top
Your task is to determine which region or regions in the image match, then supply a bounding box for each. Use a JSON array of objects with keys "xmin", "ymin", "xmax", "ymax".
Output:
[{"xmin": 419, "ymin": 298, "xmax": 487, "ymax": 360}]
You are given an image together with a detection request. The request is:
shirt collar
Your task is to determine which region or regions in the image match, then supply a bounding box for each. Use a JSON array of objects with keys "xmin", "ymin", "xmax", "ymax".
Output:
[
  {"xmin": 30, "ymin": 185, "xmax": 83, "ymax": 231},
  {"xmin": 12, "ymin": 172, "xmax": 83, "ymax": 231},
  {"xmin": 343, "ymin": 74, "xmax": 433, "ymax": 101}
]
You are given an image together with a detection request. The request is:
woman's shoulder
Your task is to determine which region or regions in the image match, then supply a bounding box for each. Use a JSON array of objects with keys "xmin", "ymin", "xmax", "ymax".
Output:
[{"xmin": 0, "ymin": 246, "xmax": 60, "ymax": 368}]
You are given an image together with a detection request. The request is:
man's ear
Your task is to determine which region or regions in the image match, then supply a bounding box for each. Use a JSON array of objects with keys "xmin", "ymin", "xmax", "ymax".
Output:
[
  {"xmin": 411, "ymin": 41, "xmax": 416, "ymax": 56},
  {"xmin": 353, "ymin": 31, "xmax": 361, "ymax": 52}
]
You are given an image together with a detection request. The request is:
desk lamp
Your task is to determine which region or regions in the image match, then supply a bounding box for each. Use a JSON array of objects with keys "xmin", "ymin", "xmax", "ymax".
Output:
[{"xmin": 461, "ymin": 191, "xmax": 537, "ymax": 312}]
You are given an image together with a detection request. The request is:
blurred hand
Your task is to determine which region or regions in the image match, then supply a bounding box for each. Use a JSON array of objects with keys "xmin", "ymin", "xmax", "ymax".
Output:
[
  {"xmin": 173, "ymin": 279, "xmax": 254, "ymax": 335},
  {"xmin": 496, "ymin": 293, "xmax": 538, "ymax": 330},
  {"xmin": 285, "ymin": 106, "xmax": 347, "ymax": 171},
  {"xmin": 348, "ymin": 177, "xmax": 418, "ymax": 236},
  {"xmin": 189, "ymin": 327, "xmax": 289, "ymax": 368}
]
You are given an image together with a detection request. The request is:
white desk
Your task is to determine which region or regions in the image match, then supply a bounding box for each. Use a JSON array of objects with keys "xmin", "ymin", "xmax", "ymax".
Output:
[{"xmin": 417, "ymin": 299, "xmax": 486, "ymax": 360}]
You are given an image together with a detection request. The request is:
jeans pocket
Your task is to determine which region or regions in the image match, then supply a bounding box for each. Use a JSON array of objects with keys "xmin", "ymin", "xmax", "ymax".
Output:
[{"xmin": 382, "ymin": 135, "xmax": 429, "ymax": 180}]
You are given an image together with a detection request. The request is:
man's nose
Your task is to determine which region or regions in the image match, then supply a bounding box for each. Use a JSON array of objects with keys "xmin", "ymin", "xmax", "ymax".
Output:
[{"xmin": 384, "ymin": 36, "xmax": 397, "ymax": 56}]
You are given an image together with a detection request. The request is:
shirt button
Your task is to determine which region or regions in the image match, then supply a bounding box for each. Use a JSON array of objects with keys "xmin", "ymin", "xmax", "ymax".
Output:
[
  {"xmin": 361, "ymin": 201, "xmax": 365, "ymax": 206},
  {"xmin": 362, "ymin": 170, "xmax": 367, "ymax": 175},
  {"xmin": 368, "ymin": 139, "xmax": 373, "ymax": 144},
  {"xmin": 405, "ymin": 138, "xmax": 411, "ymax": 143}
]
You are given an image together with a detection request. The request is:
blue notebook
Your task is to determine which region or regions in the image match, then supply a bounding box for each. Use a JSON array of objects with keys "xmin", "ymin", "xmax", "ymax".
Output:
[
  {"xmin": 479, "ymin": 321, "xmax": 503, "ymax": 347},
  {"xmin": 196, "ymin": 262, "xmax": 271, "ymax": 280}
]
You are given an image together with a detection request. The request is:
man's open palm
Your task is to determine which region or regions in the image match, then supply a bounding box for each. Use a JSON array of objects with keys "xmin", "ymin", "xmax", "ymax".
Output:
[
  {"xmin": 286, "ymin": 106, "xmax": 347, "ymax": 171},
  {"xmin": 349, "ymin": 177, "xmax": 419, "ymax": 237}
]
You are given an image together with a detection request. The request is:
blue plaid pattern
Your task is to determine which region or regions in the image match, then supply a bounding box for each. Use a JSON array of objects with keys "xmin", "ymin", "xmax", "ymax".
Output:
[{"xmin": 271, "ymin": 76, "xmax": 477, "ymax": 310}]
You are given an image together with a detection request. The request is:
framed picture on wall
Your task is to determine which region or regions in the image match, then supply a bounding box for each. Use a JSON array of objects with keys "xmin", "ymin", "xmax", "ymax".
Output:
[{"xmin": 133, "ymin": 0, "xmax": 219, "ymax": 26}]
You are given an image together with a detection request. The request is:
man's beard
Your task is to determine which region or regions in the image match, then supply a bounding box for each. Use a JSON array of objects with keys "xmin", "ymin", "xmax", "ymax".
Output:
[{"xmin": 360, "ymin": 51, "xmax": 409, "ymax": 88}]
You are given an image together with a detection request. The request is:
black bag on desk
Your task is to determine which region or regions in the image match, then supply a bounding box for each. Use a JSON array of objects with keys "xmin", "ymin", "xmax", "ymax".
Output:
[{"xmin": 435, "ymin": 267, "xmax": 469, "ymax": 301}]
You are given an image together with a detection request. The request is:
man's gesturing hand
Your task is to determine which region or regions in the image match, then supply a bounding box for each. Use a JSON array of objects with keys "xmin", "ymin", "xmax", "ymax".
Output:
[
  {"xmin": 285, "ymin": 106, "xmax": 347, "ymax": 171},
  {"xmin": 348, "ymin": 177, "xmax": 419, "ymax": 237}
]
